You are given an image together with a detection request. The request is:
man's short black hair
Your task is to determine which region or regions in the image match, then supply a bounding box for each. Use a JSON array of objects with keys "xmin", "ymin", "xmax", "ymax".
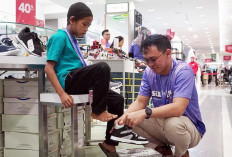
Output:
[
  {"xmin": 141, "ymin": 34, "xmax": 171, "ymax": 54},
  {"xmin": 67, "ymin": 2, "xmax": 93, "ymax": 25},
  {"xmin": 102, "ymin": 29, "xmax": 109, "ymax": 36}
]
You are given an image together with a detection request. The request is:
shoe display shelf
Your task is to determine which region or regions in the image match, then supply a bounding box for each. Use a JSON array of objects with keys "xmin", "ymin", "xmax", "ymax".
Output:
[{"xmin": 0, "ymin": 56, "xmax": 89, "ymax": 157}]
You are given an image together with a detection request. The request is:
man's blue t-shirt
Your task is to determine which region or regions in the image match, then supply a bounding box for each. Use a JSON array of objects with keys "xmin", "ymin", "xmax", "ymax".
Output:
[
  {"xmin": 46, "ymin": 29, "xmax": 83, "ymax": 89},
  {"xmin": 139, "ymin": 59, "xmax": 206, "ymax": 137}
]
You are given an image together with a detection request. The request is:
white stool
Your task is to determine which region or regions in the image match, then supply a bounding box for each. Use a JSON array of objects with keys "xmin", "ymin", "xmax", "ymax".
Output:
[{"xmin": 40, "ymin": 92, "xmax": 92, "ymax": 157}]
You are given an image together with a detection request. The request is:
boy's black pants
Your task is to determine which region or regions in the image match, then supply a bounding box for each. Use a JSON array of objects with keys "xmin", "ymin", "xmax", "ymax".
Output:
[{"xmin": 65, "ymin": 62, "xmax": 124, "ymax": 146}]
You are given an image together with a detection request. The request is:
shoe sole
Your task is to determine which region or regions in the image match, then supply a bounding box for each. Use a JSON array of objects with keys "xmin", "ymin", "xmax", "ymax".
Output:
[
  {"xmin": 15, "ymin": 36, "xmax": 40, "ymax": 57},
  {"xmin": 111, "ymin": 136, "xmax": 148, "ymax": 145},
  {"xmin": 0, "ymin": 49, "xmax": 21, "ymax": 56}
]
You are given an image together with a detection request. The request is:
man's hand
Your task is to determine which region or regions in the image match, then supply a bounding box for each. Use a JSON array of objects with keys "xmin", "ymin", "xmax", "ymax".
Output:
[
  {"xmin": 124, "ymin": 110, "xmax": 146, "ymax": 128},
  {"xmin": 115, "ymin": 110, "xmax": 146, "ymax": 128},
  {"xmin": 60, "ymin": 92, "xmax": 74, "ymax": 108}
]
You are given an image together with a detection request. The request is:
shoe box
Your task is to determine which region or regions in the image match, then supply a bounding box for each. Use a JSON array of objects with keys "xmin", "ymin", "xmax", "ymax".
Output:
[
  {"xmin": 4, "ymin": 146, "xmax": 59, "ymax": 157},
  {"xmin": 4, "ymin": 79, "xmax": 38, "ymax": 98},
  {"xmin": 57, "ymin": 108, "xmax": 85, "ymax": 129},
  {"xmin": 3, "ymin": 98, "xmax": 55, "ymax": 115},
  {"xmin": 0, "ymin": 80, "xmax": 3, "ymax": 97},
  {"xmin": 4, "ymin": 129, "xmax": 59, "ymax": 151},
  {"xmin": 4, "ymin": 79, "xmax": 56, "ymax": 98},
  {"xmin": 0, "ymin": 98, "xmax": 3, "ymax": 115},
  {"xmin": 2, "ymin": 113, "xmax": 57, "ymax": 133}
]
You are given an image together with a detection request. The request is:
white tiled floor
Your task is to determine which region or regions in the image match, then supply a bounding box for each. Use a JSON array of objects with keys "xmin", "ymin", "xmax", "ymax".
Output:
[{"xmin": 78, "ymin": 77, "xmax": 232, "ymax": 157}]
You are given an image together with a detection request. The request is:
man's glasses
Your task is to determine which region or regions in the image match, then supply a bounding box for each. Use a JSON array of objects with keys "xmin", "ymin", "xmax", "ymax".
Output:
[
  {"xmin": 144, "ymin": 49, "xmax": 167, "ymax": 65},
  {"xmin": 105, "ymin": 34, "xmax": 110, "ymax": 36}
]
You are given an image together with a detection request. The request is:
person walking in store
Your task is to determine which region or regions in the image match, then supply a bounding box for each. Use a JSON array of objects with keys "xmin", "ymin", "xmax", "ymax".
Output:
[
  {"xmin": 101, "ymin": 29, "xmax": 111, "ymax": 48},
  {"xmin": 113, "ymin": 34, "xmax": 206, "ymax": 157},
  {"xmin": 188, "ymin": 56, "xmax": 199, "ymax": 77},
  {"xmin": 45, "ymin": 2, "xmax": 124, "ymax": 156}
]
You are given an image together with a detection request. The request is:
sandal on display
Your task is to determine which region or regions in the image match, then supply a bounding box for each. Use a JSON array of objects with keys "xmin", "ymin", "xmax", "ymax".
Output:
[{"xmin": 98, "ymin": 143, "xmax": 119, "ymax": 157}]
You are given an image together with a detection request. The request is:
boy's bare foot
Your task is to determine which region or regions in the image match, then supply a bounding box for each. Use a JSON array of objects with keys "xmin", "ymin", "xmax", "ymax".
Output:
[{"xmin": 91, "ymin": 111, "xmax": 118, "ymax": 122}]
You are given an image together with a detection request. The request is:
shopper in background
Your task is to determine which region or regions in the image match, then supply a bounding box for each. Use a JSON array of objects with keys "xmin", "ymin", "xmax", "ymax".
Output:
[
  {"xmin": 110, "ymin": 36, "xmax": 127, "ymax": 59},
  {"xmin": 129, "ymin": 26, "xmax": 150, "ymax": 61},
  {"xmin": 101, "ymin": 29, "xmax": 111, "ymax": 48},
  {"xmin": 188, "ymin": 56, "xmax": 198, "ymax": 76},
  {"xmin": 115, "ymin": 34, "xmax": 206, "ymax": 157},
  {"xmin": 45, "ymin": 2, "xmax": 124, "ymax": 156}
]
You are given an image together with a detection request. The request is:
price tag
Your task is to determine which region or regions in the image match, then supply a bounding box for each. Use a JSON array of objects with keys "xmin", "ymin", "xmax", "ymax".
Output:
[{"xmin": 27, "ymin": 39, "xmax": 35, "ymax": 52}]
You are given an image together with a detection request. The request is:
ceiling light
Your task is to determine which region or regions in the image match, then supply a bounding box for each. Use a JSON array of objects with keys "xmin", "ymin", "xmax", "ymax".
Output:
[
  {"xmin": 188, "ymin": 27, "xmax": 193, "ymax": 31},
  {"xmin": 204, "ymin": 28, "xmax": 209, "ymax": 30},
  {"xmin": 148, "ymin": 9, "xmax": 154, "ymax": 12},
  {"xmin": 86, "ymin": 1, "xmax": 93, "ymax": 5},
  {"xmin": 205, "ymin": 32, "xmax": 210, "ymax": 34},
  {"xmin": 200, "ymin": 14, "xmax": 206, "ymax": 17},
  {"xmin": 163, "ymin": 23, "xmax": 168, "ymax": 25},
  {"xmin": 194, "ymin": 35, "xmax": 198, "ymax": 38},
  {"xmin": 197, "ymin": 6, "xmax": 204, "ymax": 9},
  {"xmin": 156, "ymin": 17, "xmax": 162, "ymax": 20},
  {"xmin": 202, "ymin": 21, "xmax": 207, "ymax": 24}
]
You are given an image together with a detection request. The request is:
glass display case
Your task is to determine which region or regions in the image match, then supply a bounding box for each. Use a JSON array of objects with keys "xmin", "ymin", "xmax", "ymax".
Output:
[{"xmin": 0, "ymin": 22, "xmax": 56, "ymax": 39}]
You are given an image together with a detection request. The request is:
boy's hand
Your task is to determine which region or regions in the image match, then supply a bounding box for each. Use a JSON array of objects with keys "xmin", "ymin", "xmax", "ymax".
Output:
[{"xmin": 60, "ymin": 92, "xmax": 74, "ymax": 108}]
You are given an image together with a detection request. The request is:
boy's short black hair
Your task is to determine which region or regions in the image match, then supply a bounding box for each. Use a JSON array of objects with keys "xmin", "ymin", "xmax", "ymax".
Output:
[
  {"xmin": 141, "ymin": 34, "xmax": 171, "ymax": 54},
  {"xmin": 67, "ymin": 2, "xmax": 93, "ymax": 25},
  {"xmin": 102, "ymin": 29, "xmax": 109, "ymax": 36}
]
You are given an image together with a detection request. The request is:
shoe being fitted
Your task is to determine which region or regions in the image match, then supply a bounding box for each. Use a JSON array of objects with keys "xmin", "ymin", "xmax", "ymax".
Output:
[
  {"xmin": 109, "ymin": 81, "xmax": 122, "ymax": 90},
  {"xmin": 110, "ymin": 124, "xmax": 148, "ymax": 145}
]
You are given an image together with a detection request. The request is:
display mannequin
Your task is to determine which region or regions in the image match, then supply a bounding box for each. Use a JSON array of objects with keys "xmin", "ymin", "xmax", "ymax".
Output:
[{"xmin": 188, "ymin": 57, "xmax": 198, "ymax": 76}]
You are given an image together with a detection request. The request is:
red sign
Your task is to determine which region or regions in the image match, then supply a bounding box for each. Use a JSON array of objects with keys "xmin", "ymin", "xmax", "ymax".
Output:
[
  {"xmin": 16, "ymin": 0, "xmax": 36, "ymax": 25},
  {"xmin": 225, "ymin": 45, "xmax": 232, "ymax": 53},
  {"xmin": 205, "ymin": 59, "xmax": 211, "ymax": 63},
  {"xmin": 36, "ymin": 19, "xmax": 44, "ymax": 27},
  {"xmin": 223, "ymin": 56, "xmax": 231, "ymax": 61},
  {"xmin": 166, "ymin": 29, "xmax": 175, "ymax": 40}
]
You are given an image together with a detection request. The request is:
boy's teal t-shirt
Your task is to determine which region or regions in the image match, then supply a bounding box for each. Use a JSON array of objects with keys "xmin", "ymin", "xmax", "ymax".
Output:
[{"xmin": 47, "ymin": 29, "xmax": 83, "ymax": 89}]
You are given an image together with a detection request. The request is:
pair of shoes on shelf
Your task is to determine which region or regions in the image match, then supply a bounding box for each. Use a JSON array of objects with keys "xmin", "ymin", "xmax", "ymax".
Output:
[
  {"xmin": 110, "ymin": 124, "xmax": 148, "ymax": 145},
  {"xmin": 98, "ymin": 143, "xmax": 119, "ymax": 157},
  {"xmin": 0, "ymin": 38, "xmax": 21, "ymax": 56}
]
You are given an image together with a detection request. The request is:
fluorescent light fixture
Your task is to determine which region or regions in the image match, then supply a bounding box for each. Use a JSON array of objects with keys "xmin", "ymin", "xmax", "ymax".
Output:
[
  {"xmin": 197, "ymin": 6, "xmax": 204, "ymax": 9},
  {"xmin": 204, "ymin": 27, "xmax": 209, "ymax": 30},
  {"xmin": 188, "ymin": 27, "xmax": 193, "ymax": 31},
  {"xmin": 163, "ymin": 23, "xmax": 168, "ymax": 25},
  {"xmin": 156, "ymin": 17, "xmax": 163, "ymax": 20},
  {"xmin": 148, "ymin": 9, "xmax": 154, "ymax": 12},
  {"xmin": 205, "ymin": 32, "xmax": 210, "ymax": 34},
  {"xmin": 200, "ymin": 14, "xmax": 206, "ymax": 17},
  {"xmin": 202, "ymin": 21, "xmax": 207, "ymax": 24},
  {"xmin": 86, "ymin": 1, "xmax": 93, "ymax": 5}
]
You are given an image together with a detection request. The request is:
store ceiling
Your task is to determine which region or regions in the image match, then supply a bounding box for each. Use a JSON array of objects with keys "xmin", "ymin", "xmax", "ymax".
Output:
[{"xmin": 42, "ymin": 0, "xmax": 232, "ymax": 58}]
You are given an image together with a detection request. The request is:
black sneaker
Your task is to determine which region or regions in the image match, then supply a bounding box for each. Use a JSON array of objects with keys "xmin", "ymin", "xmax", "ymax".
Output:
[
  {"xmin": 111, "ymin": 124, "xmax": 148, "ymax": 145},
  {"xmin": 16, "ymin": 27, "xmax": 44, "ymax": 56}
]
